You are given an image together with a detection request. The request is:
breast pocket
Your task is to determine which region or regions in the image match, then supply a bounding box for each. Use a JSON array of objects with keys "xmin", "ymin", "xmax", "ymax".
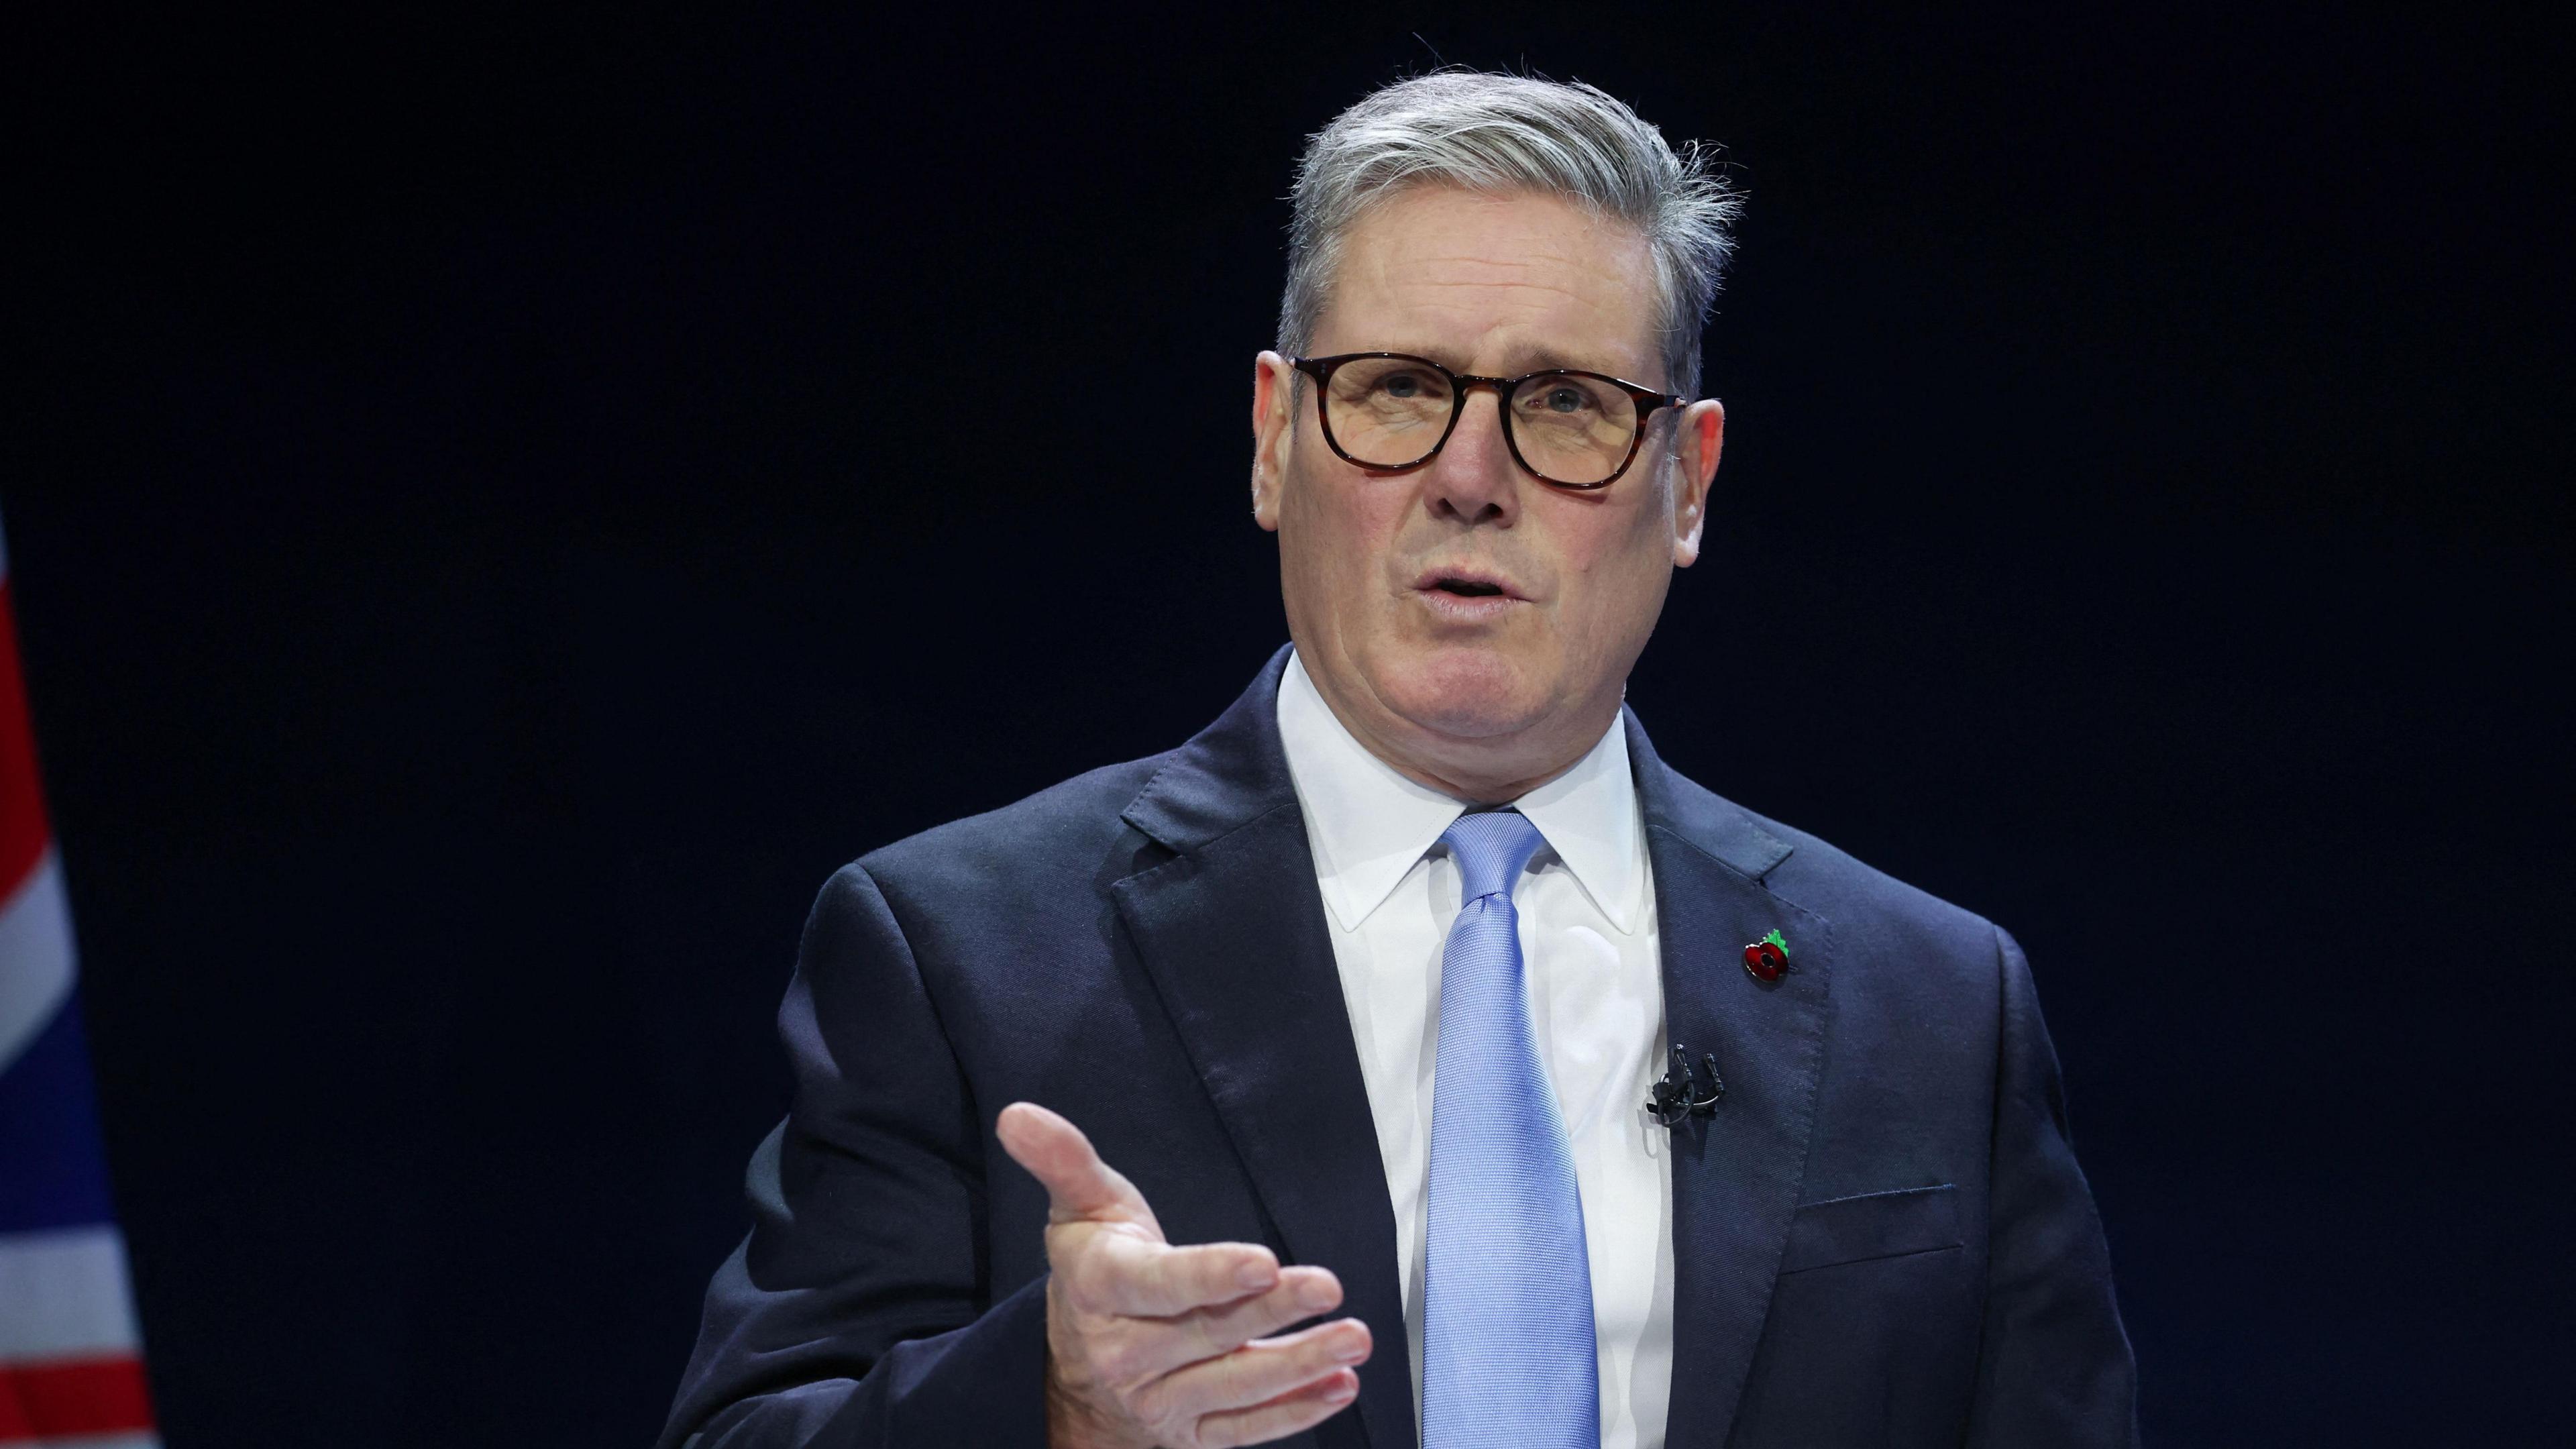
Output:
[{"xmin": 1778, "ymin": 1184, "xmax": 1962, "ymax": 1275}]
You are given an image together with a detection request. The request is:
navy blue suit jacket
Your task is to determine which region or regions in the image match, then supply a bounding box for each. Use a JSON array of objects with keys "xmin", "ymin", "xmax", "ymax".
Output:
[{"xmin": 661, "ymin": 649, "xmax": 2138, "ymax": 1447}]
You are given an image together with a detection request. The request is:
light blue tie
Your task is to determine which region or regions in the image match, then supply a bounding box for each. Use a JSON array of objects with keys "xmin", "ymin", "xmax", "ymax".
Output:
[{"xmin": 1423, "ymin": 810, "xmax": 1599, "ymax": 1449}]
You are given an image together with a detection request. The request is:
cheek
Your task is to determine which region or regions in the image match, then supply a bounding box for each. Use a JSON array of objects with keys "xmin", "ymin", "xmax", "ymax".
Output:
[
  {"xmin": 1550, "ymin": 496, "xmax": 1674, "ymax": 635},
  {"xmin": 1277, "ymin": 482, "xmax": 1379, "ymax": 636},
  {"xmin": 1285, "ymin": 470, "xmax": 1401, "ymax": 582},
  {"xmin": 1553, "ymin": 484, "xmax": 1666, "ymax": 561}
]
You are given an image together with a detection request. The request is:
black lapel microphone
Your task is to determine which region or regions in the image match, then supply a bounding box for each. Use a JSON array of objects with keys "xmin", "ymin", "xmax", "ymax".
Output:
[{"xmin": 1646, "ymin": 1043, "xmax": 1724, "ymax": 1127}]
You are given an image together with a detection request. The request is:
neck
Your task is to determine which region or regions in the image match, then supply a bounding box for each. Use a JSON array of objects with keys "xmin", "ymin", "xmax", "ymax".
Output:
[{"xmin": 1301, "ymin": 659, "xmax": 1618, "ymax": 806}]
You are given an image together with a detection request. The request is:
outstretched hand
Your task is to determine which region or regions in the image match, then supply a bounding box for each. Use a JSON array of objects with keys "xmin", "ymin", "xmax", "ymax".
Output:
[{"xmin": 996, "ymin": 1102, "xmax": 1371, "ymax": 1449}]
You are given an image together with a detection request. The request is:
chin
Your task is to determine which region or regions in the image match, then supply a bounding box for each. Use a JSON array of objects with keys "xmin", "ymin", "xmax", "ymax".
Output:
[{"xmin": 1367, "ymin": 643, "xmax": 1551, "ymax": 741}]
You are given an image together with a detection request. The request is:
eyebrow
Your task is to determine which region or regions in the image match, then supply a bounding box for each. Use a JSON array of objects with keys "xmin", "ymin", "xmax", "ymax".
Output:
[{"xmin": 1365, "ymin": 342, "xmax": 1652, "ymax": 383}]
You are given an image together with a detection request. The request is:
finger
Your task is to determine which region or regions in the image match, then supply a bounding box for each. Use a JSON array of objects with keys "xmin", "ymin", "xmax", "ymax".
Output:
[
  {"xmin": 1079, "ymin": 1230, "xmax": 1281, "ymax": 1318},
  {"xmin": 1126, "ymin": 1267, "xmax": 1342, "ymax": 1379},
  {"xmin": 1195, "ymin": 1368, "xmax": 1360, "ymax": 1449},
  {"xmin": 996, "ymin": 1102, "xmax": 1152, "ymax": 1224},
  {"xmin": 1134, "ymin": 1317, "xmax": 1371, "ymax": 1426}
]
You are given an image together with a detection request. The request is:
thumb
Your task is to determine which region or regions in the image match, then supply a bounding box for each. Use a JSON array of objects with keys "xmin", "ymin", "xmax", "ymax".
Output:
[{"xmin": 996, "ymin": 1102, "xmax": 1157, "ymax": 1229}]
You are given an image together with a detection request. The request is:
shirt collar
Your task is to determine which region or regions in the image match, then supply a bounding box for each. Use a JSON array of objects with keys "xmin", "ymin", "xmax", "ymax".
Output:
[
  {"xmin": 1275, "ymin": 649, "xmax": 1646, "ymax": 934},
  {"xmin": 1511, "ymin": 706, "xmax": 1647, "ymax": 934}
]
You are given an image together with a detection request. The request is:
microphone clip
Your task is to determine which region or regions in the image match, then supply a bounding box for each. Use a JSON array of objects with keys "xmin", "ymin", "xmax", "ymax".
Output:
[{"xmin": 1646, "ymin": 1042, "xmax": 1724, "ymax": 1128}]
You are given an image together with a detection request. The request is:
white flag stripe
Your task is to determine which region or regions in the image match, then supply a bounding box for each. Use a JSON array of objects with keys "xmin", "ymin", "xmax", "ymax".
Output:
[
  {"xmin": 0, "ymin": 1226, "xmax": 142, "ymax": 1360},
  {"xmin": 7, "ymin": 1434, "xmax": 160, "ymax": 1449},
  {"xmin": 0, "ymin": 851, "xmax": 76, "ymax": 1071}
]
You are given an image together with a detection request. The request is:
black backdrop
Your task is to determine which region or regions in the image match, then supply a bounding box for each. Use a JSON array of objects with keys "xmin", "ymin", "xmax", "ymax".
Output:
[{"xmin": 11, "ymin": 8, "xmax": 2569, "ymax": 1446}]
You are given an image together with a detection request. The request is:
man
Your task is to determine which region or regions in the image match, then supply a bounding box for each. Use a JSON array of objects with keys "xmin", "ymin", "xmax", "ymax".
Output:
[{"xmin": 662, "ymin": 72, "xmax": 2137, "ymax": 1449}]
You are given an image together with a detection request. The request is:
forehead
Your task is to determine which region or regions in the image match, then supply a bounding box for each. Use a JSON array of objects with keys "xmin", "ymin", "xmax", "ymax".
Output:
[{"xmin": 1314, "ymin": 185, "xmax": 1661, "ymax": 383}]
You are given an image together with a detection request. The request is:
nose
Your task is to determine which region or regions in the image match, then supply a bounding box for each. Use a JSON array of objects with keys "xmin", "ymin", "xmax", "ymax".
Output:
[{"xmin": 1420, "ymin": 382, "xmax": 1521, "ymax": 527}]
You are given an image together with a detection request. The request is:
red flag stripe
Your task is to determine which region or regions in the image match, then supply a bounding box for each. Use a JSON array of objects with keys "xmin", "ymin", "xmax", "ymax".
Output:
[
  {"xmin": 0, "ymin": 581, "xmax": 51, "ymax": 900},
  {"xmin": 0, "ymin": 1354, "xmax": 156, "ymax": 1439}
]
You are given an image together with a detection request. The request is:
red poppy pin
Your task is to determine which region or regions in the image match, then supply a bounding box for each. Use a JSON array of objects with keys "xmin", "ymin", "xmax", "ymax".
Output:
[{"xmin": 1743, "ymin": 928, "xmax": 1790, "ymax": 982}]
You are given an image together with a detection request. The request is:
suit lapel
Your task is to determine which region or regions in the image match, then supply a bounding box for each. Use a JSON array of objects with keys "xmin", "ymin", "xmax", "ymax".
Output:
[
  {"xmin": 1114, "ymin": 649, "xmax": 1413, "ymax": 1449},
  {"xmin": 1628, "ymin": 713, "xmax": 1833, "ymax": 1446}
]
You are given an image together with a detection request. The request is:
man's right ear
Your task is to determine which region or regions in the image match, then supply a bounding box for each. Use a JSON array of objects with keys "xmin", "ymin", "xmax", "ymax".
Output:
[{"xmin": 1250, "ymin": 351, "xmax": 1296, "ymax": 533}]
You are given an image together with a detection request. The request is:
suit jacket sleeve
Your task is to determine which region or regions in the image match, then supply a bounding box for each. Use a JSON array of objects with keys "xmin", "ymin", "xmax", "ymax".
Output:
[
  {"xmin": 1964, "ymin": 926, "xmax": 2141, "ymax": 1446},
  {"xmin": 656, "ymin": 864, "xmax": 1049, "ymax": 1449}
]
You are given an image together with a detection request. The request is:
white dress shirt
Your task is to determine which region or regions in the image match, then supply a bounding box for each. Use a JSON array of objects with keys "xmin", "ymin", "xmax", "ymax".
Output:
[{"xmin": 1275, "ymin": 651, "xmax": 1674, "ymax": 1449}]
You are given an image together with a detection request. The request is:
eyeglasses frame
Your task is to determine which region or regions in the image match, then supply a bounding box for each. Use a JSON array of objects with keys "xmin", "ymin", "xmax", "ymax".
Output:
[{"xmin": 1289, "ymin": 352, "xmax": 1686, "ymax": 490}]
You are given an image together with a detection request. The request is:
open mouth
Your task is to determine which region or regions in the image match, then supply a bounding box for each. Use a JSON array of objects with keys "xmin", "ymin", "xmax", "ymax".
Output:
[{"xmin": 1411, "ymin": 565, "xmax": 1523, "ymax": 612}]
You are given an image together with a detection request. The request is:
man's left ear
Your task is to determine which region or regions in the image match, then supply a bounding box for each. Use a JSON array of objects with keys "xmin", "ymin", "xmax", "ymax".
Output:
[{"xmin": 1670, "ymin": 398, "xmax": 1723, "ymax": 567}]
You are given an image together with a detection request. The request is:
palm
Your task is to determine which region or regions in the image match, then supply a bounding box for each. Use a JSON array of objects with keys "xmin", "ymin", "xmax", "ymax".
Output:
[{"xmin": 996, "ymin": 1103, "xmax": 1371, "ymax": 1449}]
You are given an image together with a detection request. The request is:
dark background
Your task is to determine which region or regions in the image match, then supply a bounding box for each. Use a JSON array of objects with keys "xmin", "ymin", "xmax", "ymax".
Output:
[{"xmin": 9, "ymin": 7, "xmax": 2569, "ymax": 1445}]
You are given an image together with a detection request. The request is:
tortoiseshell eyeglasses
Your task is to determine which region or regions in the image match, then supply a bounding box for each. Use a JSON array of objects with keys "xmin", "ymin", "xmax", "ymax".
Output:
[{"xmin": 1291, "ymin": 352, "xmax": 1684, "ymax": 489}]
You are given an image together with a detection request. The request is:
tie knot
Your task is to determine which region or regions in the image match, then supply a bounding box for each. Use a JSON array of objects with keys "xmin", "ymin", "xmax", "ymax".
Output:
[{"xmin": 1440, "ymin": 810, "xmax": 1548, "ymax": 903}]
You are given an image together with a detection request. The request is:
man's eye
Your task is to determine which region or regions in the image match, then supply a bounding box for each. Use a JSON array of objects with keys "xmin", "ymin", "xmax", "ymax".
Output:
[
  {"xmin": 1542, "ymin": 385, "xmax": 1592, "ymax": 413},
  {"xmin": 1379, "ymin": 373, "xmax": 1426, "ymax": 398}
]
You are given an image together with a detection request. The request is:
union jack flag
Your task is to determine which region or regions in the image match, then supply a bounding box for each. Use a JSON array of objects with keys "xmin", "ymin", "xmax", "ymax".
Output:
[{"xmin": 0, "ymin": 516, "xmax": 158, "ymax": 1448}]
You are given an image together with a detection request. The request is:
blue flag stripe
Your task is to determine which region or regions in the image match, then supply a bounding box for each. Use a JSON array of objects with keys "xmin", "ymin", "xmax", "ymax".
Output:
[{"xmin": 0, "ymin": 988, "xmax": 117, "ymax": 1235}]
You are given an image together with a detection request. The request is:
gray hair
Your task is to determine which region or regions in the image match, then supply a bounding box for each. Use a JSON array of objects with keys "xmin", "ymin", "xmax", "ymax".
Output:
[{"xmin": 1278, "ymin": 70, "xmax": 1744, "ymax": 398}]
